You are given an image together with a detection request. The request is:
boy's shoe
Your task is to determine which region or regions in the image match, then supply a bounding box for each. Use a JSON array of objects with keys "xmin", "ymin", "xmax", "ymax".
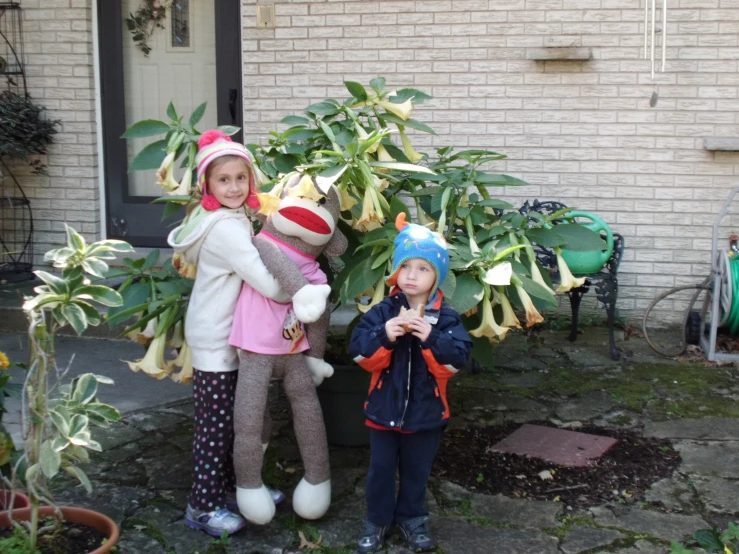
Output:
[
  {"xmin": 225, "ymin": 487, "xmax": 285, "ymax": 512},
  {"xmin": 356, "ymin": 520, "xmax": 390, "ymax": 554},
  {"xmin": 397, "ymin": 516, "xmax": 436, "ymax": 552},
  {"xmin": 184, "ymin": 504, "xmax": 246, "ymax": 537}
]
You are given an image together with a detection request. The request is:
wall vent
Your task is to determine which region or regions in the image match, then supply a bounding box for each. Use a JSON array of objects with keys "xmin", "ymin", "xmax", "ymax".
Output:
[{"xmin": 256, "ymin": 3, "xmax": 275, "ymax": 29}]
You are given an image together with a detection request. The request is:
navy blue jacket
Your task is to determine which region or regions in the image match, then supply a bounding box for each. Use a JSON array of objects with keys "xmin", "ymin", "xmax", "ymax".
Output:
[{"xmin": 349, "ymin": 291, "xmax": 472, "ymax": 432}]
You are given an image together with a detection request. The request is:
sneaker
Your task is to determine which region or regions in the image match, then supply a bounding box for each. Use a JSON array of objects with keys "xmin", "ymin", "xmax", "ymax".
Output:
[
  {"xmin": 225, "ymin": 487, "xmax": 285, "ymax": 512},
  {"xmin": 184, "ymin": 504, "xmax": 246, "ymax": 537},
  {"xmin": 356, "ymin": 519, "xmax": 390, "ymax": 554},
  {"xmin": 397, "ymin": 516, "xmax": 436, "ymax": 552}
]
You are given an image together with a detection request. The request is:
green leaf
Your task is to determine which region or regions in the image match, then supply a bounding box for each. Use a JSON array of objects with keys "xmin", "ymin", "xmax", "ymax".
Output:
[
  {"xmin": 694, "ymin": 528, "xmax": 724, "ymax": 553},
  {"xmin": 555, "ymin": 224, "xmax": 608, "ymax": 252},
  {"xmin": 217, "ymin": 125, "xmax": 241, "ymax": 136},
  {"xmin": 389, "ymin": 196, "xmax": 411, "ymax": 221},
  {"xmin": 274, "ymin": 153, "xmax": 301, "ymax": 174},
  {"xmin": 380, "ymin": 113, "xmax": 437, "ymax": 135},
  {"xmin": 64, "ymin": 465, "xmax": 93, "ymax": 494},
  {"xmin": 370, "ymin": 249, "xmax": 392, "ymax": 271},
  {"xmin": 370, "ymin": 77, "xmax": 386, "ymax": 94},
  {"xmin": 470, "ymin": 334, "xmax": 495, "ymax": 371},
  {"xmin": 476, "ymin": 199, "xmax": 513, "ymax": 210},
  {"xmin": 81, "ymin": 257, "xmax": 109, "ymax": 278},
  {"xmin": 68, "ymin": 414, "xmax": 89, "ymax": 438},
  {"xmin": 49, "ymin": 410, "xmax": 70, "ymax": 437},
  {"xmin": 75, "ymin": 285, "xmax": 123, "ymax": 307},
  {"xmin": 439, "ymin": 269, "xmax": 456, "ymax": 299},
  {"xmin": 166, "ymin": 101, "xmax": 178, "ymax": 120},
  {"xmin": 72, "ymin": 374, "xmax": 98, "ymax": 405},
  {"xmin": 319, "ymin": 120, "xmax": 337, "ymax": 142},
  {"xmin": 73, "ymin": 301, "xmax": 101, "ymax": 326},
  {"xmin": 281, "ymin": 115, "xmax": 310, "ymax": 126},
  {"xmin": 518, "ymin": 275, "xmax": 558, "ymax": 306},
  {"xmin": 475, "ymin": 173, "xmax": 529, "ymax": 186},
  {"xmin": 61, "ymin": 303, "xmax": 87, "ymax": 335},
  {"xmin": 525, "ymin": 227, "xmax": 567, "ymax": 248},
  {"xmin": 85, "ymin": 402, "xmax": 121, "ymax": 423},
  {"xmin": 392, "ymin": 88, "xmax": 433, "ymax": 104},
  {"xmin": 35, "ymin": 271, "xmax": 68, "ymax": 295},
  {"xmin": 369, "ymin": 161, "xmax": 435, "ymax": 174},
  {"xmin": 189, "ymin": 102, "xmax": 207, "ymax": 127},
  {"xmin": 121, "ymin": 119, "xmax": 170, "ymax": 139},
  {"xmin": 340, "ymin": 257, "xmax": 385, "ymax": 305},
  {"xmin": 40, "ymin": 440, "xmax": 61, "ymax": 479},
  {"xmin": 448, "ymin": 274, "xmax": 484, "ymax": 315},
  {"xmin": 107, "ymin": 281, "xmax": 151, "ymax": 323},
  {"xmin": 143, "ymin": 248, "xmax": 160, "ymax": 270},
  {"xmin": 128, "ymin": 139, "xmax": 168, "ymax": 172},
  {"xmin": 345, "ymin": 80, "xmax": 368, "ymax": 101},
  {"xmin": 65, "ymin": 224, "xmax": 86, "ymax": 250},
  {"xmin": 305, "ymin": 101, "xmax": 340, "ymax": 117},
  {"xmin": 162, "ymin": 200, "xmax": 185, "ymax": 220}
]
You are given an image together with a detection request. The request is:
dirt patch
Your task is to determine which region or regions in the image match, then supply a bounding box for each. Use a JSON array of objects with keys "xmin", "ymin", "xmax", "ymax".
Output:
[{"xmin": 433, "ymin": 421, "xmax": 681, "ymax": 508}]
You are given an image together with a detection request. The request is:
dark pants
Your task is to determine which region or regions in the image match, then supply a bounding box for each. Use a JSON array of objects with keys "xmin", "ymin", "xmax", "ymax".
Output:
[
  {"xmin": 189, "ymin": 369, "xmax": 238, "ymax": 511},
  {"xmin": 365, "ymin": 427, "xmax": 443, "ymax": 527}
]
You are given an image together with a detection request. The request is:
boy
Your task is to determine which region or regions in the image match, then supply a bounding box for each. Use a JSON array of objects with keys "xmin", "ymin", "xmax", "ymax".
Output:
[{"xmin": 349, "ymin": 213, "xmax": 473, "ymax": 553}]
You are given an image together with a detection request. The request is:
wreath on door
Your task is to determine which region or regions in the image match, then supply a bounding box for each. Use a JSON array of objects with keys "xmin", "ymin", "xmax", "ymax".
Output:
[{"xmin": 125, "ymin": 0, "xmax": 172, "ymax": 57}]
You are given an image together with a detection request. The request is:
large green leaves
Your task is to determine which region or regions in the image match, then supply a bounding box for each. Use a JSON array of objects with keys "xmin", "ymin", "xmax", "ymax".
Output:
[
  {"xmin": 128, "ymin": 138, "xmax": 167, "ymax": 172},
  {"xmin": 122, "ymin": 119, "xmax": 169, "ymax": 139}
]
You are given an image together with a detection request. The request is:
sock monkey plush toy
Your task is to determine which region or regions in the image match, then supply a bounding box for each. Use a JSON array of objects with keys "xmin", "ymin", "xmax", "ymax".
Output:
[{"xmin": 228, "ymin": 172, "xmax": 347, "ymax": 525}]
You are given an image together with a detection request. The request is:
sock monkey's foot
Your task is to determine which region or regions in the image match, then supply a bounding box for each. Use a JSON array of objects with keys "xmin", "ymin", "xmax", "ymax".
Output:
[
  {"xmin": 292, "ymin": 478, "xmax": 331, "ymax": 520},
  {"xmin": 236, "ymin": 485, "xmax": 276, "ymax": 525}
]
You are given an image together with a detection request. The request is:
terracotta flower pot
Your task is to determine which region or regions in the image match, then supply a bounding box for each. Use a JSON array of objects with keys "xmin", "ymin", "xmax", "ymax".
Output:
[
  {"xmin": 0, "ymin": 505, "xmax": 119, "ymax": 554},
  {"xmin": 0, "ymin": 489, "xmax": 30, "ymax": 512}
]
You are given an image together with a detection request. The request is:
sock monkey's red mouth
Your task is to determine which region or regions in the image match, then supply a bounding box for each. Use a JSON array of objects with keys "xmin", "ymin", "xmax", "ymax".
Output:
[{"xmin": 278, "ymin": 207, "xmax": 331, "ymax": 235}]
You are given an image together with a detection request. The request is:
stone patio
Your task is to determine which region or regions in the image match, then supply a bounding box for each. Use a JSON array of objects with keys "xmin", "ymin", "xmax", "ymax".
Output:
[{"xmin": 8, "ymin": 324, "xmax": 739, "ymax": 553}]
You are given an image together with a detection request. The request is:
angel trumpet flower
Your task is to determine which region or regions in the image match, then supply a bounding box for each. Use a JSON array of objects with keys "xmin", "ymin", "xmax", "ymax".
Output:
[
  {"xmin": 515, "ymin": 284, "xmax": 544, "ymax": 327},
  {"xmin": 377, "ymin": 97, "xmax": 413, "ymax": 120},
  {"xmin": 167, "ymin": 169, "xmax": 192, "ymax": 197},
  {"xmin": 376, "ymin": 144, "xmax": 395, "ymax": 163},
  {"xmin": 398, "ymin": 127, "xmax": 424, "ymax": 163},
  {"xmin": 498, "ymin": 289, "xmax": 522, "ymax": 329},
  {"xmin": 339, "ymin": 187, "xmax": 358, "ymax": 211},
  {"xmin": 173, "ymin": 252, "xmax": 197, "ymax": 279},
  {"xmin": 126, "ymin": 316, "xmax": 158, "ymax": 345},
  {"xmin": 125, "ymin": 333, "xmax": 171, "ymax": 380},
  {"xmin": 530, "ymin": 258, "xmax": 556, "ymax": 296},
  {"xmin": 483, "ymin": 262, "xmax": 512, "ymax": 286},
  {"xmin": 257, "ymin": 192, "xmax": 281, "ymax": 217},
  {"xmin": 470, "ymin": 293, "xmax": 510, "ymax": 342},
  {"xmin": 555, "ymin": 248, "xmax": 586, "ymax": 293},
  {"xmin": 168, "ymin": 341, "xmax": 193, "ymax": 384},
  {"xmin": 358, "ymin": 277, "xmax": 386, "ymax": 314},
  {"xmin": 355, "ymin": 123, "xmax": 380, "ymax": 154},
  {"xmin": 167, "ymin": 320, "xmax": 184, "ymax": 349},
  {"xmin": 156, "ymin": 151, "xmax": 179, "ymax": 191},
  {"xmin": 354, "ymin": 188, "xmax": 383, "ymax": 232}
]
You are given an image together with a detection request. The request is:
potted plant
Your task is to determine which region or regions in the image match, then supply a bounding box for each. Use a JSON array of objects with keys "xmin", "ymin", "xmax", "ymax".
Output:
[{"xmin": 0, "ymin": 225, "xmax": 132, "ymax": 553}]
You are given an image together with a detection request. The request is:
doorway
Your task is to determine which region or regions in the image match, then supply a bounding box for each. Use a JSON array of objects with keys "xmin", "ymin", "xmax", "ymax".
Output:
[{"xmin": 98, "ymin": 0, "xmax": 243, "ymax": 246}]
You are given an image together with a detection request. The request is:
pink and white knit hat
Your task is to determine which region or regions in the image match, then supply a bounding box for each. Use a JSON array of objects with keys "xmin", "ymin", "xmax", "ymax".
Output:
[{"xmin": 195, "ymin": 129, "xmax": 260, "ymax": 211}]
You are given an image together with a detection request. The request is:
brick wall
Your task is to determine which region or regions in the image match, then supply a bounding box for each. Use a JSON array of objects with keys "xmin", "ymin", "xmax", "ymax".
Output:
[
  {"xmin": 14, "ymin": 0, "xmax": 99, "ymax": 264},
  {"xmin": 240, "ymin": 0, "xmax": 739, "ymax": 323}
]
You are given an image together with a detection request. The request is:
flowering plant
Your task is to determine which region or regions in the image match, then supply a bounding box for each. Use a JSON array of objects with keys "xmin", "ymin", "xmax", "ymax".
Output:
[{"xmin": 118, "ymin": 78, "xmax": 605, "ymax": 371}]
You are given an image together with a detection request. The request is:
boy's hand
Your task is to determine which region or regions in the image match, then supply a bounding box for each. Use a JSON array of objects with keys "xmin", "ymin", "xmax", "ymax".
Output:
[
  {"xmin": 407, "ymin": 316, "xmax": 432, "ymax": 342},
  {"xmin": 385, "ymin": 317, "xmax": 407, "ymax": 342}
]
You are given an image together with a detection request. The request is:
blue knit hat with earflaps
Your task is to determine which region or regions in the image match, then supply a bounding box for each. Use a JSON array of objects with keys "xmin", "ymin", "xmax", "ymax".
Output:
[{"xmin": 386, "ymin": 213, "xmax": 449, "ymax": 300}]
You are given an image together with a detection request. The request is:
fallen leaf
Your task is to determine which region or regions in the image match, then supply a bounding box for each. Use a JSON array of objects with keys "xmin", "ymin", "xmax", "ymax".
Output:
[
  {"xmin": 298, "ymin": 530, "xmax": 323, "ymax": 550},
  {"xmin": 133, "ymin": 524, "xmax": 147, "ymax": 532},
  {"xmin": 539, "ymin": 470, "xmax": 554, "ymax": 481},
  {"xmin": 285, "ymin": 467, "xmax": 296, "ymax": 474}
]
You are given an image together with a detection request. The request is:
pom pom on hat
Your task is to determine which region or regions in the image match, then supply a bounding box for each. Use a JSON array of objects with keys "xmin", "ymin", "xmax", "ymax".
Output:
[
  {"xmin": 386, "ymin": 213, "xmax": 449, "ymax": 300},
  {"xmin": 198, "ymin": 129, "xmax": 232, "ymax": 149}
]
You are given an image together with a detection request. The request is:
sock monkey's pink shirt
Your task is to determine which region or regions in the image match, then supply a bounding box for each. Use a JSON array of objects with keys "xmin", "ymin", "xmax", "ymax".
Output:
[{"xmin": 228, "ymin": 232, "xmax": 327, "ymax": 355}]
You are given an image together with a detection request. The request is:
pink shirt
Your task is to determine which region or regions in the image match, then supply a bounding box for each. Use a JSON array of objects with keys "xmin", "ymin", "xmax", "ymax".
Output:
[{"xmin": 228, "ymin": 232, "xmax": 327, "ymax": 355}]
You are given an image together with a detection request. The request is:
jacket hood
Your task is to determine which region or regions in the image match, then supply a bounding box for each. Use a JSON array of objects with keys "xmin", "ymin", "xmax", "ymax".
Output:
[{"xmin": 166, "ymin": 206, "xmax": 247, "ymax": 267}]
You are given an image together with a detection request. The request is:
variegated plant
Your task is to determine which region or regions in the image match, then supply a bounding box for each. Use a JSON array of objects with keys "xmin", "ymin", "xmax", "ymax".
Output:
[{"xmin": 4, "ymin": 226, "xmax": 128, "ymax": 551}]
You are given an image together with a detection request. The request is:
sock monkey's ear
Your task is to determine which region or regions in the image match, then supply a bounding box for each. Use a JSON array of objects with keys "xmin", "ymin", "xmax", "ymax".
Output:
[{"xmin": 323, "ymin": 231, "xmax": 348, "ymax": 258}]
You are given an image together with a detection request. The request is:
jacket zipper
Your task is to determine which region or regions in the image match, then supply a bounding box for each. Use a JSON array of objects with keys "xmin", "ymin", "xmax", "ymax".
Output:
[{"xmin": 399, "ymin": 342, "xmax": 411, "ymax": 429}]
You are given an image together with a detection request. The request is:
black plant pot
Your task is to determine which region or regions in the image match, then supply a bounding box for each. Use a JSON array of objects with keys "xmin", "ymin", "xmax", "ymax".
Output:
[{"xmin": 317, "ymin": 364, "xmax": 370, "ymax": 447}]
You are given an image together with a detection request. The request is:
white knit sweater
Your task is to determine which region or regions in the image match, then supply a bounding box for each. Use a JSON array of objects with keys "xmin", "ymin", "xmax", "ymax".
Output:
[{"xmin": 167, "ymin": 208, "xmax": 287, "ymax": 371}]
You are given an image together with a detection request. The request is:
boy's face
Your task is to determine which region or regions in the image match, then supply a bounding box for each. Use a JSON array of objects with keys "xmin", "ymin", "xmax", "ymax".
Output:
[
  {"xmin": 208, "ymin": 158, "xmax": 251, "ymax": 209},
  {"xmin": 396, "ymin": 258, "xmax": 436, "ymax": 306}
]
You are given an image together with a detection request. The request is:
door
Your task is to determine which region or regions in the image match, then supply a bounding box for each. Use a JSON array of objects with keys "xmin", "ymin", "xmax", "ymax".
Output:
[{"xmin": 98, "ymin": 0, "xmax": 243, "ymax": 246}]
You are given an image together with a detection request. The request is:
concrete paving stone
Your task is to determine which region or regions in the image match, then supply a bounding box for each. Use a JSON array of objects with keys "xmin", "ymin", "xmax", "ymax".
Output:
[
  {"xmin": 644, "ymin": 476, "xmax": 695, "ymax": 511},
  {"xmin": 125, "ymin": 408, "xmax": 192, "ymax": 433},
  {"xmin": 115, "ymin": 533, "xmax": 168, "ymax": 554},
  {"xmin": 560, "ymin": 525, "xmax": 626, "ymax": 554},
  {"xmin": 597, "ymin": 540, "xmax": 671, "ymax": 554},
  {"xmin": 432, "ymin": 517, "xmax": 560, "ymax": 554},
  {"xmin": 644, "ymin": 418, "xmax": 739, "ymax": 441},
  {"xmin": 590, "ymin": 505, "xmax": 708, "ymax": 541},
  {"xmin": 555, "ymin": 390, "xmax": 617, "ymax": 422},
  {"xmin": 470, "ymin": 492, "xmax": 562, "ymax": 529},
  {"xmin": 438, "ymin": 480, "xmax": 474, "ymax": 503},
  {"xmin": 692, "ymin": 476, "xmax": 739, "ymax": 514},
  {"xmin": 496, "ymin": 356, "xmax": 550, "ymax": 372},
  {"xmin": 593, "ymin": 409, "xmax": 643, "ymax": 429},
  {"xmin": 500, "ymin": 372, "xmax": 544, "ymax": 387},
  {"xmin": 92, "ymin": 420, "xmax": 147, "ymax": 451},
  {"xmin": 52, "ymin": 482, "xmax": 155, "ymax": 528},
  {"xmin": 564, "ymin": 347, "xmax": 622, "ymax": 369},
  {"xmin": 674, "ymin": 440, "xmax": 739, "ymax": 478},
  {"xmin": 217, "ymin": 523, "xmax": 294, "ymax": 554}
]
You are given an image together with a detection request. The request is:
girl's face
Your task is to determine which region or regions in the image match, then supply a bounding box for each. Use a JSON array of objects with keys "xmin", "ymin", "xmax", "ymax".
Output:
[{"xmin": 207, "ymin": 158, "xmax": 251, "ymax": 209}]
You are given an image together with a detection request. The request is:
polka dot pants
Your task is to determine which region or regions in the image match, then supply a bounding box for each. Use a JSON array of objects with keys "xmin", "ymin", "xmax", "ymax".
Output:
[{"xmin": 189, "ymin": 369, "xmax": 237, "ymax": 511}]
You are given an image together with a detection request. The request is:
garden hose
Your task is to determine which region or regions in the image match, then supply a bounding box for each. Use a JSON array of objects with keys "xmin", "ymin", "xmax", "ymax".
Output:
[{"xmin": 643, "ymin": 249, "xmax": 739, "ymax": 358}]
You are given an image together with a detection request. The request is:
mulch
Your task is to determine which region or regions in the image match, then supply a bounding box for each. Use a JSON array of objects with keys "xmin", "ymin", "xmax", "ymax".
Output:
[{"xmin": 433, "ymin": 421, "xmax": 681, "ymax": 509}]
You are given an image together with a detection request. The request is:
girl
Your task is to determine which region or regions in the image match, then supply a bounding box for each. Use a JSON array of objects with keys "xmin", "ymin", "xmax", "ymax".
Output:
[{"xmin": 167, "ymin": 130, "xmax": 290, "ymax": 536}]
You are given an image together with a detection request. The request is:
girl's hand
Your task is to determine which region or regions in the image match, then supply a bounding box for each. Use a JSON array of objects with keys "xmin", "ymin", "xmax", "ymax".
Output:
[
  {"xmin": 407, "ymin": 316, "xmax": 432, "ymax": 342},
  {"xmin": 385, "ymin": 317, "xmax": 407, "ymax": 342}
]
